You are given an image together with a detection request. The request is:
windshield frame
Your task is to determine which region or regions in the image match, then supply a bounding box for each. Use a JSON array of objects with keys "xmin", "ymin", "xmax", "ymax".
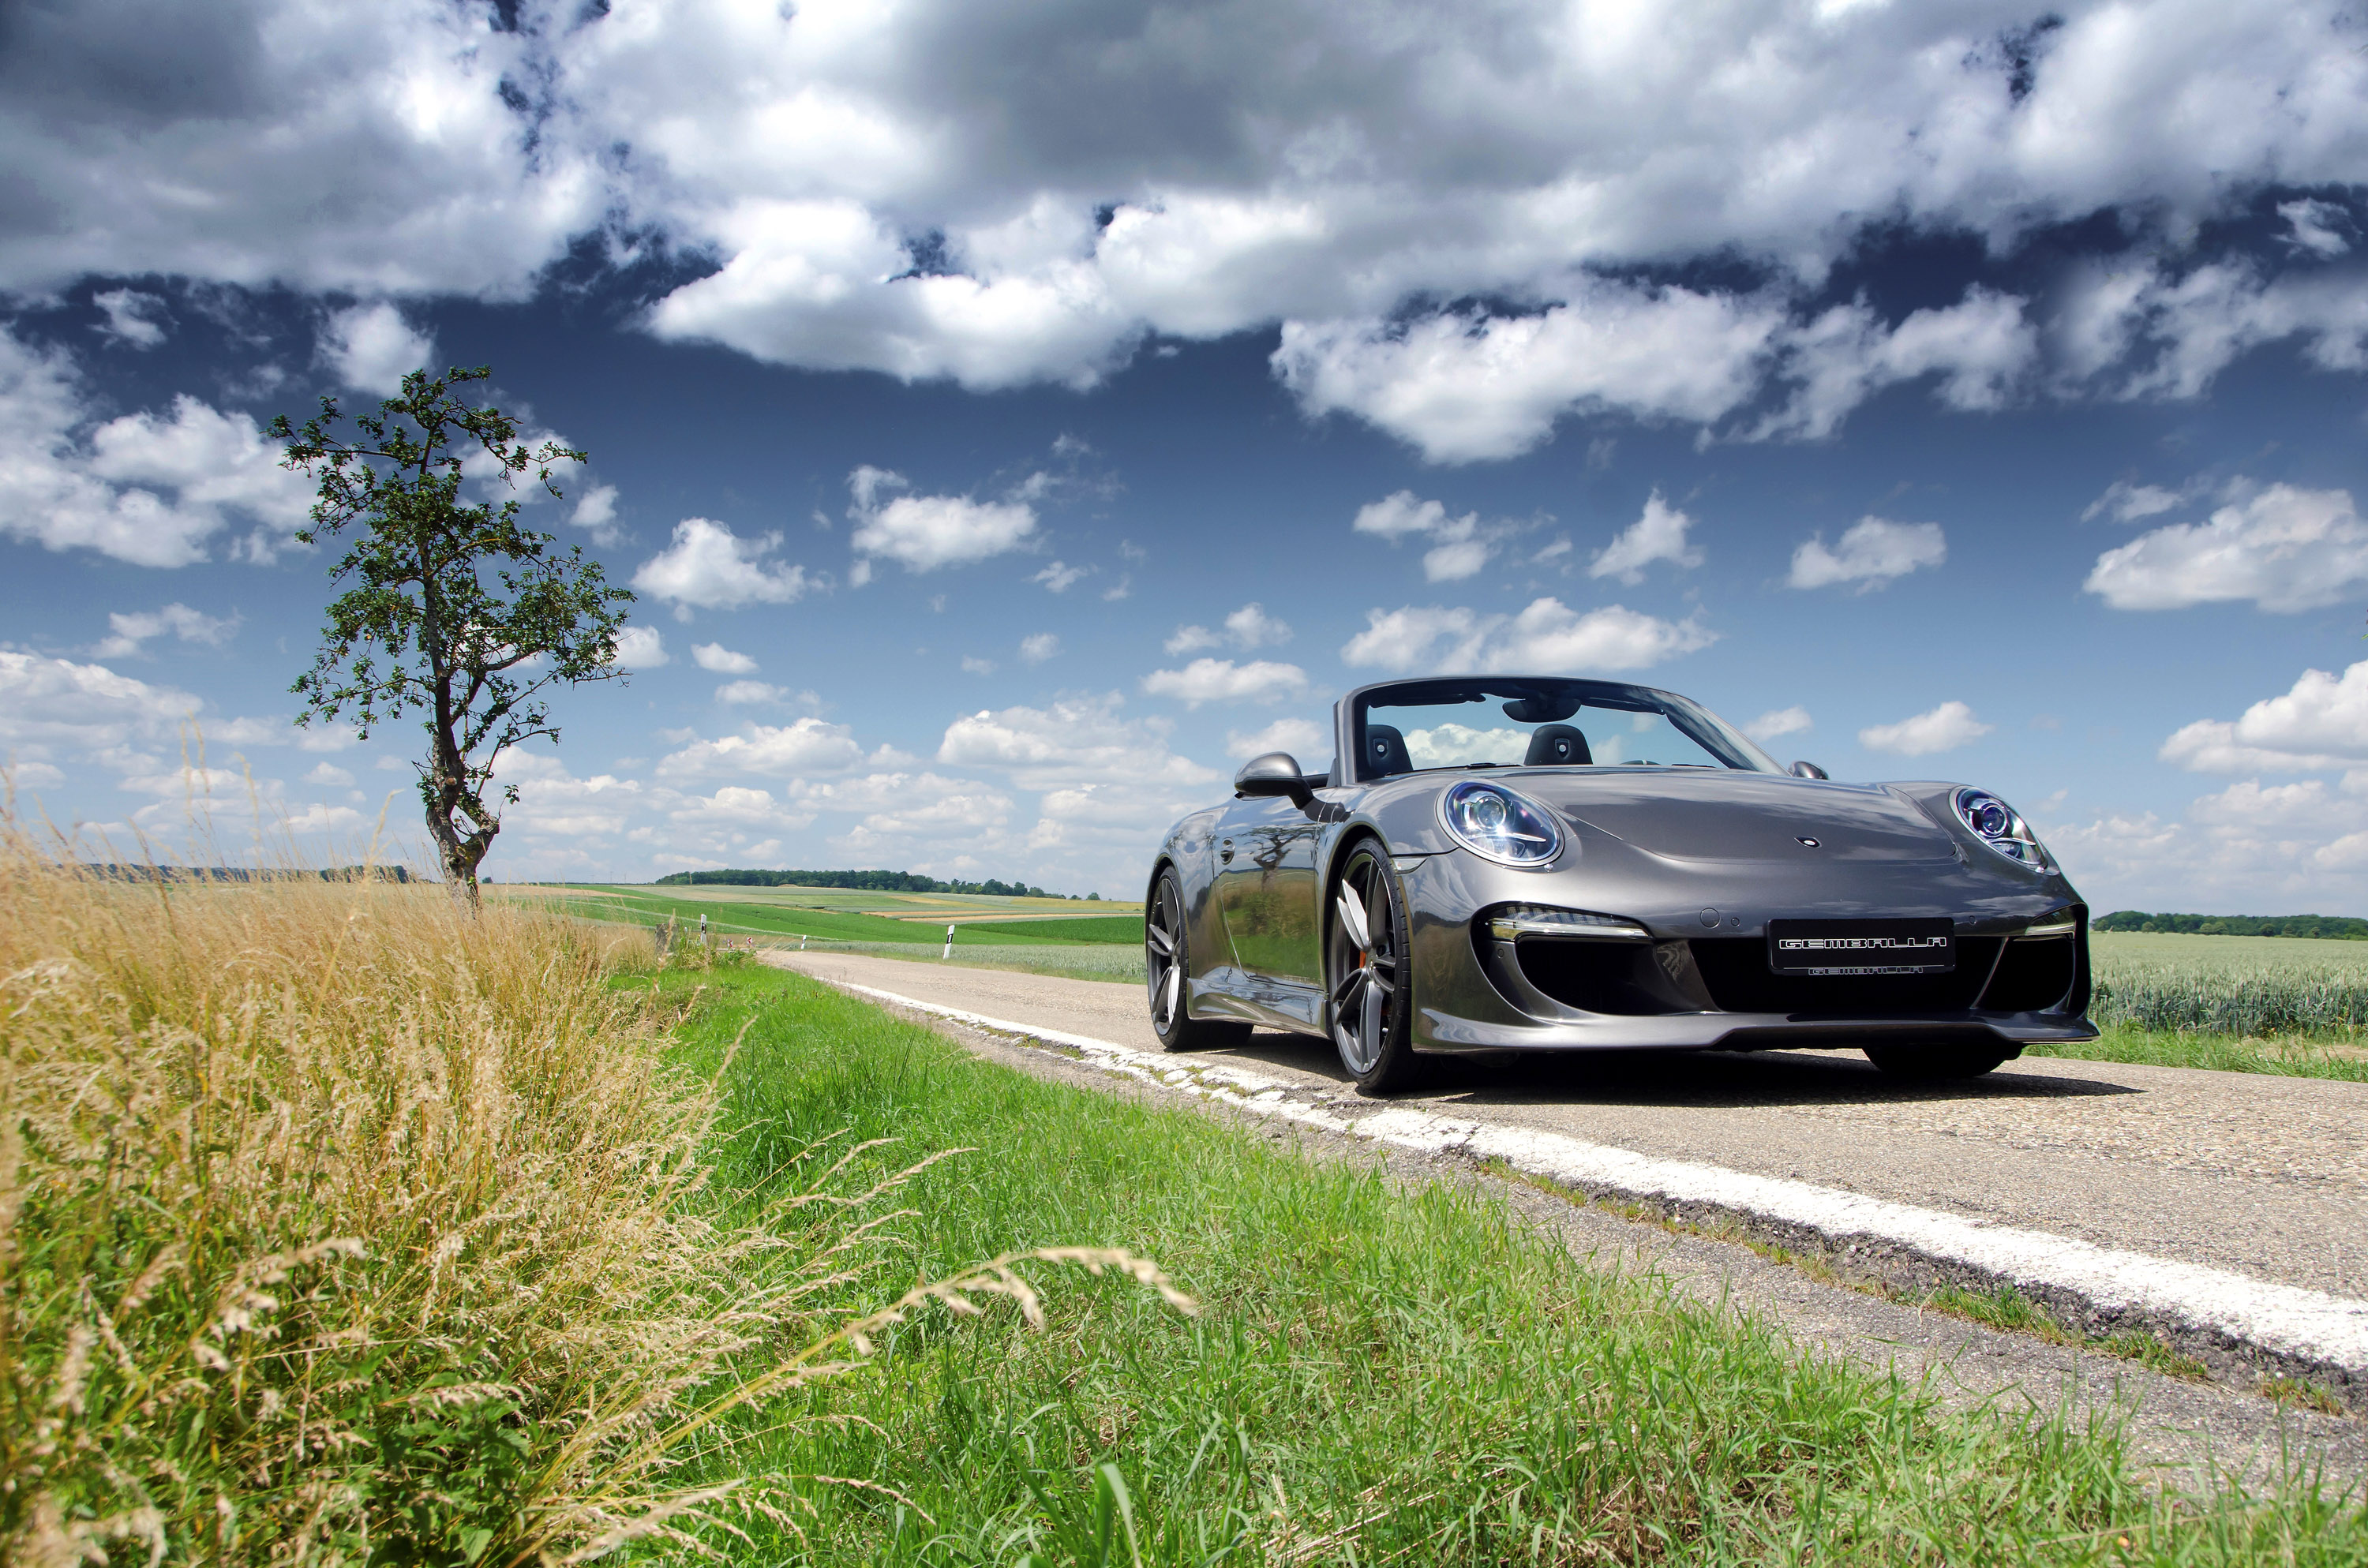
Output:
[{"xmin": 1341, "ymin": 676, "xmax": 1782, "ymax": 784}]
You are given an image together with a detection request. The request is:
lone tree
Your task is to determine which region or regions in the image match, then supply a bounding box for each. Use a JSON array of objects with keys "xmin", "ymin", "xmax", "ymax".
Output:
[{"xmin": 273, "ymin": 366, "xmax": 633, "ymax": 907}]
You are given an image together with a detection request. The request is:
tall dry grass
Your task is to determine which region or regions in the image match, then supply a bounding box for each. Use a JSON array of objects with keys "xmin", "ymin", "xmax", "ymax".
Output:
[{"xmin": 0, "ymin": 826, "xmax": 1184, "ymax": 1566}]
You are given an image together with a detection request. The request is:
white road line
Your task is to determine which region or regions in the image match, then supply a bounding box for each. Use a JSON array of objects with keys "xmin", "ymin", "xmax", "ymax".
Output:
[{"xmin": 825, "ymin": 976, "xmax": 2368, "ymax": 1374}]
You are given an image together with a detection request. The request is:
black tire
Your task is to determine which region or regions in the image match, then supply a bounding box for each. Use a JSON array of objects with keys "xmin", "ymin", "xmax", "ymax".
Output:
[
  {"xmin": 1325, "ymin": 840, "xmax": 1423, "ymax": 1094},
  {"xmin": 1147, "ymin": 869, "xmax": 1252, "ymax": 1052},
  {"xmin": 1864, "ymin": 1042, "xmax": 2017, "ymax": 1080}
]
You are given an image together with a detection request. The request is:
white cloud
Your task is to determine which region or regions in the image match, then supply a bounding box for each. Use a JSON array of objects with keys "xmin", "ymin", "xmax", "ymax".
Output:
[
  {"xmin": 1590, "ymin": 490, "xmax": 1703, "ymax": 585},
  {"xmin": 2280, "ymin": 199, "xmax": 2352, "ymax": 259},
  {"xmin": 961, "ymin": 654, "xmax": 996, "ymax": 675},
  {"xmin": 0, "ymin": 649, "xmax": 197, "ymax": 764},
  {"xmin": 1167, "ymin": 602, "xmax": 1292, "ymax": 656},
  {"xmin": 2081, "ymin": 478, "xmax": 2189, "ymax": 523},
  {"xmin": 304, "ymin": 762, "xmax": 355, "ymax": 787},
  {"xmin": 1280, "ymin": 283, "xmax": 1779, "ymax": 464},
  {"xmin": 1744, "ymin": 705, "xmax": 1813, "ymax": 743},
  {"xmin": 1858, "ymin": 701, "xmax": 1993, "ymax": 756},
  {"xmin": 318, "ymin": 301, "xmax": 435, "ymax": 395},
  {"xmin": 1019, "ymin": 632, "xmax": 1061, "ymax": 664},
  {"xmin": 0, "ymin": 330, "xmax": 313, "ymax": 567},
  {"xmin": 569, "ymin": 482, "xmax": 621, "ymax": 544},
  {"xmin": 937, "ymin": 693, "xmax": 1220, "ymax": 790},
  {"xmin": 92, "ymin": 289, "xmax": 169, "ymax": 349},
  {"xmin": 1748, "ymin": 288, "xmax": 2037, "ymax": 442},
  {"xmin": 2160, "ymin": 660, "xmax": 2368, "ymax": 773},
  {"xmin": 656, "ymin": 717, "xmax": 874, "ymax": 779},
  {"xmin": 847, "ymin": 466, "xmax": 1037, "ymax": 574},
  {"xmin": 2056, "ymin": 258, "xmax": 2368, "ymax": 401},
  {"xmin": 1340, "ymin": 599, "xmax": 1714, "ymax": 675},
  {"xmin": 1788, "ymin": 518, "xmax": 1947, "ymax": 591},
  {"xmin": 93, "ymin": 603, "xmax": 240, "ymax": 658},
  {"xmin": 692, "ymin": 641, "xmax": 759, "ymax": 674},
  {"xmin": 714, "ymin": 679, "xmax": 786, "ymax": 705},
  {"xmin": 609, "ymin": 624, "xmax": 670, "ymax": 669},
  {"xmin": 6, "ymin": 762, "xmax": 66, "ymax": 790},
  {"xmin": 667, "ymin": 784, "xmax": 813, "ymax": 834},
  {"xmin": 1225, "ymin": 717, "xmax": 1326, "ymax": 762},
  {"xmin": 822, "ymin": 771, "xmax": 1015, "ymax": 840},
  {"xmin": 1223, "ymin": 603, "xmax": 1292, "ymax": 649},
  {"xmin": 496, "ymin": 756, "xmax": 646, "ymax": 840},
  {"xmin": 1353, "ymin": 492, "xmax": 1455, "ymax": 541},
  {"xmin": 631, "ymin": 517, "xmax": 811, "ymax": 615},
  {"xmin": 2085, "ymin": 484, "xmax": 2368, "ymax": 612},
  {"xmin": 1032, "ymin": 560, "xmax": 1088, "ymax": 592},
  {"xmin": 1141, "ymin": 657, "xmax": 1309, "ymax": 708},
  {"xmin": 1351, "ymin": 491, "xmax": 1504, "ymax": 580},
  {"xmin": 4, "ymin": 0, "xmax": 2366, "ymax": 447}
]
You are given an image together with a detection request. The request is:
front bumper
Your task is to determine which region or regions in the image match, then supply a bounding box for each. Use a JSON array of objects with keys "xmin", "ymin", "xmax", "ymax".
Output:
[{"xmin": 1396, "ymin": 848, "xmax": 2098, "ymax": 1056}]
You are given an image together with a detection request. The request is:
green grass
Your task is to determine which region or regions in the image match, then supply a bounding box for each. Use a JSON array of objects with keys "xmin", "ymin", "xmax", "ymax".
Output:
[
  {"xmin": 660, "ymin": 964, "xmax": 2368, "ymax": 1565},
  {"xmin": 1914, "ymin": 1287, "xmax": 2213, "ymax": 1383},
  {"xmin": 2025, "ymin": 1024, "xmax": 2367, "ymax": 1081}
]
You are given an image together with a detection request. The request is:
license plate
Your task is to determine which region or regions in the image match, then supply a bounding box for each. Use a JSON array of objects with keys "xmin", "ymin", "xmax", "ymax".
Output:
[{"xmin": 1767, "ymin": 918, "xmax": 1954, "ymax": 975}]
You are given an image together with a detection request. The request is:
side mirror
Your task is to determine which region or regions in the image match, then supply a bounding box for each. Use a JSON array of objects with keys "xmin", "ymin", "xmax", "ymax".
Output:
[
  {"xmin": 1234, "ymin": 751, "xmax": 1313, "ymax": 805},
  {"xmin": 1789, "ymin": 760, "xmax": 1828, "ymax": 780}
]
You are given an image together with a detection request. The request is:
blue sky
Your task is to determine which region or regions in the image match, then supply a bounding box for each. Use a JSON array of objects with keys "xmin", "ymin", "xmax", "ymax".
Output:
[{"xmin": 6, "ymin": 0, "xmax": 2368, "ymax": 907}]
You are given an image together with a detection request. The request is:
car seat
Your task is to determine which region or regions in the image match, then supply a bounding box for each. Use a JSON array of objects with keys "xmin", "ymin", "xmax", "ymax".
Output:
[
  {"xmin": 1523, "ymin": 724, "xmax": 1592, "ymax": 765},
  {"xmin": 1363, "ymin": 724, "xmax": 1413, "ymax": 777}
]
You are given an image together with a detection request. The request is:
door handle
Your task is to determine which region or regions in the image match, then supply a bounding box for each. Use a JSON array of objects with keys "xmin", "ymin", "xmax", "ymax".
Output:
[{"xmin": 1219, "ymin": 838, "xmax": 1234, "ymax": 863}]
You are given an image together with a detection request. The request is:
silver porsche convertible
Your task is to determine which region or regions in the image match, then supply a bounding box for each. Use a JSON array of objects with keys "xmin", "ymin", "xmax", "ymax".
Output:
[{"xmin": 1144, "ymin": 675, "xmax": 2096, "ymax": 1091}]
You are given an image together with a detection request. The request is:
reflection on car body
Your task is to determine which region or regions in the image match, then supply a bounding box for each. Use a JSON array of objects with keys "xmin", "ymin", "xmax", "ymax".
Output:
[{"xmin": 1142, "ymin": 675, "xmax": 2096, "ymax": 1093}]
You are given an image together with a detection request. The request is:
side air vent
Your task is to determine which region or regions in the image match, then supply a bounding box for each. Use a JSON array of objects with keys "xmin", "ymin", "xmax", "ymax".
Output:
[{"xmin": 1978, "ymin": 936, "xmax": 2078, "ymax": 1012}]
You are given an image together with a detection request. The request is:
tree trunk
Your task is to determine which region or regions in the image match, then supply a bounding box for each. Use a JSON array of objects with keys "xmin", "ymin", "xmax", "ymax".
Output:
[{"xmin": 423, "ymin": 795, "xmax": 490, "ymax": 912}]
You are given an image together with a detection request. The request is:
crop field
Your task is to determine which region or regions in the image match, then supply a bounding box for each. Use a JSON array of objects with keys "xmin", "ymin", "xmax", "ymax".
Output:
[
  {"xmin": 501, "ymin": 881, "xmax": 1143, "ymax": 951},
  {"xmin": 2089, "ymin": 931, "xmax": 2368, "ymax": 1037}
]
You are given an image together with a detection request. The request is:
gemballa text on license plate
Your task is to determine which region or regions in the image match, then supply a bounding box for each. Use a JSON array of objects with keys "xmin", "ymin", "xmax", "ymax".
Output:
[{"xmin": 1766, "ymin": 918, "xmax": 1955, "ymax": 976}]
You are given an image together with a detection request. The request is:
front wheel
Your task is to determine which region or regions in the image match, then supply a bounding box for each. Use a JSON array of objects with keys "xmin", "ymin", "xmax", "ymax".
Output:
[
  {"xmin": 1864, "ymin": 1042, "xmax": 2015, "ymax": 1080},
  {"xmin": 1326, "ymin": 842, "xmax": 1423, "ymax": 1093},
  {"xmin": 1147, "ymin": 869, "xmax": 1251, "ymax": 1052}
]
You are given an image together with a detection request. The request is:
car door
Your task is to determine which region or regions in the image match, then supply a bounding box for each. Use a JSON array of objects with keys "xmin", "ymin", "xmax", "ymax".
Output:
[{"xmin": 1213, "ymin": 794, "xmax": 1324, "ymax": 991}]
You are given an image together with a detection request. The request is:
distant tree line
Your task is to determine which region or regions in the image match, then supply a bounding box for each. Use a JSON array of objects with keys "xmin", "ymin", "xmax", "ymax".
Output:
[
  {"xmin": 2094, "ymin": 910, "xmax": 2368, "ymax": 939},
  {"xmin": 652, "ymin": 866, "xmax": 1099, "ymax": 900}
]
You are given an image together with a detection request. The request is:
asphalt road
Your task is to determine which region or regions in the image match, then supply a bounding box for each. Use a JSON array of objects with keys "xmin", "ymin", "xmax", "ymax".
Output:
[{"xmin": 769, "ymin": 951, "xmax": 2366, "ymax": 1312}]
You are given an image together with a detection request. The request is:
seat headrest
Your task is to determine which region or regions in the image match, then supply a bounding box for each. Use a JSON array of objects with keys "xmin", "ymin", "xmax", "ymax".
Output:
[
  {"xmin": 1523, "ymin": 724, "xmax": 1592, "ymax": 766},
  {"xmin": 1362, "ymin": 724, "xmax": 1412, "ymax": 778}
]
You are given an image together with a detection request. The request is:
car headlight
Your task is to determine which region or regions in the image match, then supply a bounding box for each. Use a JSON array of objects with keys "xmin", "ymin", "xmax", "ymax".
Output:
[
  {"xmin": 1440, "ymin": 780, "xmax": 1564, "ymax": 866},
  {"xmin": 1953, "ymin": 787, "xmax": 2052, "ymax": 871}
]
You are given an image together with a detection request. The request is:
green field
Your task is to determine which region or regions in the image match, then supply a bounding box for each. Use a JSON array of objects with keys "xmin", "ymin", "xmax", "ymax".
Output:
[
  {"xmin": 2093, "ymin": 930, "xmax": 2368, "ymax": 971},
  {"xmin": 509, "ymin": 882, "xmax": 1143, "ymax": 949}
]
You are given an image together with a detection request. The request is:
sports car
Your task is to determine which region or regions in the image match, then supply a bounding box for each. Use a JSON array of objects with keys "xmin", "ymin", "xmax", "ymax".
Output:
[{"xmin": 1144, "ymin": 675, "xmax": 2096, "ymax": 1091}]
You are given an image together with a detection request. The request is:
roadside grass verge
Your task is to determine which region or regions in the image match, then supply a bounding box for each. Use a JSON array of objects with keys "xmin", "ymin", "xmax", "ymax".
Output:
[
  {"xmin": 2024, "ymin": 1024, "xmax": 2367, "ymax": 1083},
  {"xmin": 1476, "ymin": 1166, "xmax": 2222, "ymax": 1387},
  {"xmin": 670, "ymin": 964, "xmax": 2368, "ymax": 1565}
]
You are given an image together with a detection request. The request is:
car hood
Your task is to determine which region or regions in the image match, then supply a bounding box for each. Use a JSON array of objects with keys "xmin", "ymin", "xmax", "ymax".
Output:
[{"xmin": 1511, "ymin": 769, "xmax": 1958, "ymax": 864}]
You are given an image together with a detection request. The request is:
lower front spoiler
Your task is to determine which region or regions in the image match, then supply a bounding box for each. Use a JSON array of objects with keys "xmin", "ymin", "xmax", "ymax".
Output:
[{"xmin": 1414, "ymin": 1007, "xmax": 2100, "ymax": 1055}]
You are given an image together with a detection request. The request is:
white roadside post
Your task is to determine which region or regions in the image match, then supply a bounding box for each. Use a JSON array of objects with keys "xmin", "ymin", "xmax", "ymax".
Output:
[{"xmin": 943, "ymin": 922, "xmax": 955, "ymax": 960}]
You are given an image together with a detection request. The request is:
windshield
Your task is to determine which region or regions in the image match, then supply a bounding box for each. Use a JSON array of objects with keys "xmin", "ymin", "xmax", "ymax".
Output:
[{"xmin": 1352, "ymin": 678, "xmax": 1780, "ymax": 781}]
